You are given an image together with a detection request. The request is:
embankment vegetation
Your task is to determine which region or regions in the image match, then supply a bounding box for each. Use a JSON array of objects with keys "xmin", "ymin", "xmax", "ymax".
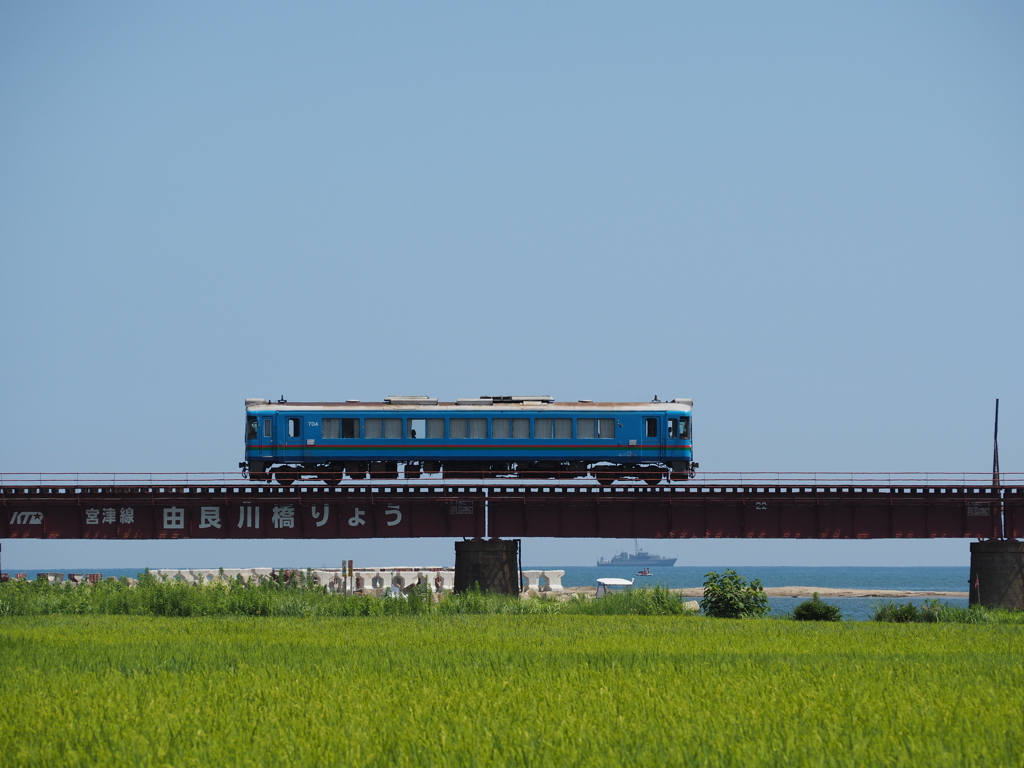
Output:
[
  {"xmin": 2, "ymin": 573, "xmax": 1022, "ymax": 623},
  {"xmin": 0, "ymin": 571, "xmax": 695, "ymax": 617}
]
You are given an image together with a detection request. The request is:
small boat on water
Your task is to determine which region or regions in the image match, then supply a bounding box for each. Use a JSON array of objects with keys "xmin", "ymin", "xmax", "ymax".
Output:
[
  {"xmin": 597, "ymin": 540, "xmax": 677, "ymax": 568},
  {"xmin": 636, "ymin": 568, "xmax": 652, "ymax": 576}
]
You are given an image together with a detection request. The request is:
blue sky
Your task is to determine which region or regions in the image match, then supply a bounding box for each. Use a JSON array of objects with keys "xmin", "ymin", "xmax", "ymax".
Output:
[{"xmin": 2, "ymin": 3, "xmax": 1022, "ymax": 570}]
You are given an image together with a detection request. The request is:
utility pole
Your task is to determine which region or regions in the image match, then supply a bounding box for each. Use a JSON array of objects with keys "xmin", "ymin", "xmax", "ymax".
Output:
[
  {"xmin": 993, "ymin": 399, "xmax": 1000, "ymax": 489},
  {"xmin": 993, "ymin": 399, "xmax": 1003, "ymax": 540}
]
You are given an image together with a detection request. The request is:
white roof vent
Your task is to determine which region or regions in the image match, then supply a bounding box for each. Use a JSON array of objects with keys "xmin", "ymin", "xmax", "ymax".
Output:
[
  {"xmin": 483, "ymin": 395, "xmax": 555, "ymax": 403},
  {"xmin": 384, "ymin": 395, "xmax": 438, "ymax": 405},
  {"xmin": 457, "ymin": 398, "xmax": 493, "ymax": 405}
]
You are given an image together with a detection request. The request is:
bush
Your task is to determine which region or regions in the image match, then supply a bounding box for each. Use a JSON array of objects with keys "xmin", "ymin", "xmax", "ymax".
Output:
[
  {"xmin": 792, "ymin": 592, "xmax": 842, "ymax": 622},
  {"xmin": 871, "ymin": 601, "xmax": 921, "ymax": 623},
  {"xmin": 700, "ymin": 570, "xmax": 770, "ymax": 619}
]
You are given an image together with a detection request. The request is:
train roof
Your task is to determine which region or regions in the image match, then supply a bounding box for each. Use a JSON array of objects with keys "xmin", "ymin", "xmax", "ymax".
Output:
[{"xmin": 245, "ymin": 396, "xmax": 693, "ymax": 413}]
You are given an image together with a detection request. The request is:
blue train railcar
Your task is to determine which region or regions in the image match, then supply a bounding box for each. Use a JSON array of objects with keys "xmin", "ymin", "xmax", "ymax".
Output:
[{"xmin": 241, "ymin": 395, "xmax": 696, "ymax": 485}]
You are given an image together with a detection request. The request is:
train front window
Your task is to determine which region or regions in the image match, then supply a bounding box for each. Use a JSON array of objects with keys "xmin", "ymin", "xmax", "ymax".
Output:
[
  {"xmin": 680, "ymin": 416, "xmax": 691, "ymax": 439},
  {"xmin": 668, "ymin": 419, "xmax": 676, "ymax": 439},
  {"xmin": 287, "ymin": 418, "xmax": 301, "ymax": 438},
  {"xmin": 247, "ymin": 418, "xmax": 258, "ymax": 440}
]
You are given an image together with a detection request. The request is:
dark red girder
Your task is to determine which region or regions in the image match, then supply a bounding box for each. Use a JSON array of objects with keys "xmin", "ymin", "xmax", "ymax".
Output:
[{"xmin": 1, "ymin": 484, "xmax": 1018, "ymax": 540}]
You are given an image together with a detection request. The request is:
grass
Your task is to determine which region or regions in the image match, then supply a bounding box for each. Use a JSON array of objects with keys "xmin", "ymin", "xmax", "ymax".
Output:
[
  {"xmin": 2, "ymin": 614, "xmax": 1023, "ymax": 767},
  {"xmin": 870, "ymin": 598, "xmax": 1024, "ymax": 624},
  {"xmin": 0, "ymin": 573, "xmax": 696, "ymax": 617}
]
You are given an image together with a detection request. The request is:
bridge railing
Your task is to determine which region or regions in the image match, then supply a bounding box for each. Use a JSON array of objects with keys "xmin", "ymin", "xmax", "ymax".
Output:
[{"xmin": 0, "ymin": 470, "xmax": 1019, "ymax": 488}]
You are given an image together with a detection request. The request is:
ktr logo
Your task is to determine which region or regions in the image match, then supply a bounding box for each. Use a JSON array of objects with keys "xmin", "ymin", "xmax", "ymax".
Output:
[{"xmin": 10, "ymin": 511, "xmax": 44, "ymax": 525}]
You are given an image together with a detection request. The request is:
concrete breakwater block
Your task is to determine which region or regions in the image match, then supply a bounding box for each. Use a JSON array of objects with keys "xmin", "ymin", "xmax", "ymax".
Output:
[
  {"xmin": 147, "ymin": 566, "xmax": 458, "ymax": 595},
  {"xmin": 520, "ymin": 570, "xmax": 565, "ymax": 593},
  {"xmin": 320, "ymin": 567, "xmax": 455, "ymax": 594}
]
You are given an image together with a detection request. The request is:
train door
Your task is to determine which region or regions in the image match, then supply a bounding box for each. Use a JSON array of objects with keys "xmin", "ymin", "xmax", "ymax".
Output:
[
  {"xmin": 641, "ymin": 416, "xmax": 665, "ymax": 458},
  {"xmin": 261, "ymin": 416, "xmax": 275, "ymax": 458},
  {"xmin": 281, "ymin": 414, "xmax": 303, "ymax": 462}
]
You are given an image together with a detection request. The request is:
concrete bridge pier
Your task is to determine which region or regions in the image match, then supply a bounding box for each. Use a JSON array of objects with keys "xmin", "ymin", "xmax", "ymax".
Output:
[
  {"xmin": 454, "ymin": 539, "xmax": 520, "ymax": 595},
  {"xmin": 969, "ymin": 541, "xmax": 1024, "ymax": 610}
]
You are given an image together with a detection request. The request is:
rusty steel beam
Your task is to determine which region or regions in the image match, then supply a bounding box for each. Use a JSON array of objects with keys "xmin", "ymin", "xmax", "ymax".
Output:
[{"xmin": 0, "ymin": 484, "xmax": 1019, "ymax": 540}]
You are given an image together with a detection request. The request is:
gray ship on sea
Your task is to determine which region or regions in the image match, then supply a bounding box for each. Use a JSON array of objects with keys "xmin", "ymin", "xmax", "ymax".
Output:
[{"xmin": 597, "ymin": 541, "xmax": 677, "ymax": 568}]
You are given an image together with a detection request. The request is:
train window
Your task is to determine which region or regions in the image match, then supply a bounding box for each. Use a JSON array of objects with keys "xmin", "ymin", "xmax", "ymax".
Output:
[
  {"xmin": 492, "ymin": 418, "xmax": 530, "ymax": 439},
  {"xmin": 668, "ymin": 419, "xmax": 676, "ymax": 439},
  {"xmin": 366, "ymin": 418, "xmax": 403, "ymax": 439},
  {"xmin": 645, "ymin": 418, "xmax": 658, "ymax": 438},
  {"xmin": 263, "ymin": 418, "xmax": 272, "ymax": 438},
  {"xmin": 247, "ymin": 418, "xmax": 258, "ymax": 440},
  {"xmin": 323, "ymin": 418, "xmax": 359, "ymax": 439},
  {"xmin": 577, "ymin": 419, "xmax": 615, "ymax": 439},
  {"xmin": 536, "ymin": 418, "xmax": 572, "ymax": 439},
  {"xmin": 450, "ymin": 418, "xmax": 487, "ymax": 439},
  {"xmin": 288, "ymin": 418, "xmax": 301, "ymax": 438},
  {"xmin": 408, "ymin": 418, "xmax": 443, "ymax": 439},
  {"xmin": 680, "ymin": 416, "xmax": 690, "ymax": 439}
]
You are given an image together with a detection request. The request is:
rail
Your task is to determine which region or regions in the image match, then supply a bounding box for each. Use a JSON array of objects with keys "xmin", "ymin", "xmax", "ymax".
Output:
[{"xmin": 0, "ymin": 470, "xmax": 1019, "ymax": 488}]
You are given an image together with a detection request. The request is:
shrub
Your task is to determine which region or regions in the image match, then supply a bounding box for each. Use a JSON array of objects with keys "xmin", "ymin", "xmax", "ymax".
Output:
[
  {"xmin": 700, "ymin": 570, "xmax": 770, "ymax": 619},
  {"xmin": 792, "ymin": 592, "xmax": 842, "ymax": 622},
  {"xmin": 871, "ymin": 601, "xmax": 921, "ymax": 623}
]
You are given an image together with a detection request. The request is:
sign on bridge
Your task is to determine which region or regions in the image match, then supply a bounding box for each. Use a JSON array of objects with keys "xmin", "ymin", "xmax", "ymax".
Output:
[{"xmin": 1, "ymin": 484, "xmax": 1018, "ymax": 540}]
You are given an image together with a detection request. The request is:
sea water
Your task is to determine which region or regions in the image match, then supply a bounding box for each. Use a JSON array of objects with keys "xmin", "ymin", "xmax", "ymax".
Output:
[{"xmin": 15, "ymin": 565, "xmax": 970, "ymax": 621}]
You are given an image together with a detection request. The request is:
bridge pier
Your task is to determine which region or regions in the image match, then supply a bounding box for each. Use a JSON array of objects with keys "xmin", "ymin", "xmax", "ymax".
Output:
[
  {"xmin": 454, "ymin": 539, "xmax": 520, "ymax": 595},
  {"xmin": 969, "ymin": 541, "xmax": 1024, "ymax": 610}
]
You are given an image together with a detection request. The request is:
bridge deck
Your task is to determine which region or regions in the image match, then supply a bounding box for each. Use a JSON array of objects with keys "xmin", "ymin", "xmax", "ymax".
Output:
[{"xmin": 2, "ymin": 483, "xmax": 1018, "ymax": 539}]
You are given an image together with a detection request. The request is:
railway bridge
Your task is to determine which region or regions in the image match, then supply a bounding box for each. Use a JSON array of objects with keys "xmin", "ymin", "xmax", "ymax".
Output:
[{"xmin": 2, "ymin": 472, "xmax": 1022, "ymax": 608}]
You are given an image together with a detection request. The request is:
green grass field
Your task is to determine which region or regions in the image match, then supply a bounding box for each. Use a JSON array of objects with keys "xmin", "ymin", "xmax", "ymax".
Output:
[{"xmin": 2, "ymin": 614, "xmax": 1022, "ymax": 767}]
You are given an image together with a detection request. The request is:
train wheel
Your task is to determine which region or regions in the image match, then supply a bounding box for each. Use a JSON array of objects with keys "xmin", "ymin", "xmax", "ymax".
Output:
[
  {"xmin": 275, "ymin": 468, "xmax": 297, "ymax": 486},
  {"xmin": 596, "ymin": 472, "xmax": 616, "ymax": 486},
  {"xmin": 644, "ymin": 472, "xmax": 664, "ymax": 486}
]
